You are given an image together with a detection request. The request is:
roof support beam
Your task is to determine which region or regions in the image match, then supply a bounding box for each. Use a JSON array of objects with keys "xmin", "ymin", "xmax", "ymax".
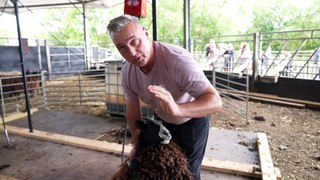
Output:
[
  {"xmin": 152, "ymin": 0, "xmax": 157, "ymax": 41},
  {"xmin": 82, "ymin": 1, "xmax": 91, "ymax": 70},
  {"xmin": 183, "ymin": 0, "xmax": 190, "ymax": 52},
  {"xmin": 10, "ymin": 0, "xmax": 33, "ymax": 132}
]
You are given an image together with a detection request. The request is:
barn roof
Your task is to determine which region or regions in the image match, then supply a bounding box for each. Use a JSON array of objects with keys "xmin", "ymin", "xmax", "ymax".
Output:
[{"xmin": 0, "ymin": 0, "xmax": 121, "ymax": 14}]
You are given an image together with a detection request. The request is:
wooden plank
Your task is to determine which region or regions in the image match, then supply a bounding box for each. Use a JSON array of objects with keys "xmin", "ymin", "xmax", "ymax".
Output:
[
  {"xmin": 220, "ymin": 89, "xmax": 320, "ymax": 108},
  {"xmin": 1, "ymin": 108, "xmax": 39, "ymax": 123},
  {"xmin": 249, "ymin": 92, "xmax": 320, "ymax": 108},
  {"xmin": 219, "ymin": 90, "xmax": 306, "ymax": 108},
  {"xmin": 248, "ymin": 96, "xmax": 305, "ymax": 108},
  {"xmin": 274, "ymin": 168, "xmax": 282, "ymax": 180},
  {"xmin": 202, "ymin": 157, "xmax": 262, "ymax": 178},
  {"xmin": 1, "ymin": 125, "xmax": 131, "ymax": 156},
  {"xmin": 202, "ymin": 157, "xmax": 282, "ymax": 179},
  {"xmin": 257, "ymin": 133, "xmax": 277, "ymax": 180}
]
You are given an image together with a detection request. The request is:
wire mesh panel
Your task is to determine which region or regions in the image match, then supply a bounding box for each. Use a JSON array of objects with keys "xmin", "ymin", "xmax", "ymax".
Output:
[
  {"xmin": 49, "ymin": 46, "xmax": 86, "ymax": 73},
  {"xmin": 212, "ymin": 70, "xmax": 249, "ymax": 125},
  {"xmin": 44, "ymin": 70, "xmax": 106, "ymax": 109},
  {"xmin": 105, "ymin": 62, "xmax": 125, "ymax": 116},
  {"xmin": 104, "ymin": 62, "xmax": 155, "ymax": 119}
]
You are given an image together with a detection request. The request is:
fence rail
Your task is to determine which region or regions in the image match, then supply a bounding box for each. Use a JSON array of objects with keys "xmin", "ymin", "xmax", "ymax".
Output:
[
  {"xmin": 190, "ymin": 29, "xmax": 320, "ymax": 81},
  {"xmin": 1, "ymin": 67, "xmax": 246, "ymax": 124},
  {"xmin": 1, "ymin": 29, "xmax": 319, "ymax": 81}
]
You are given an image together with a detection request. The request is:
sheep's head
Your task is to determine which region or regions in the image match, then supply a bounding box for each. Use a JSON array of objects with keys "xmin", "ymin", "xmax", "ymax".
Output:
[{"xmin": 136, "ymin": 118, "xmax": 171, "ymax": 147}]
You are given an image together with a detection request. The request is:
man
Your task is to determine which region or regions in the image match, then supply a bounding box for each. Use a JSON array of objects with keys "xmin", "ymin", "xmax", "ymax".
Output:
[
  {"xmin": 315, "ymin": 47, "xmax": 320, "ymax": 65},
  {"xmin": 107, "ymin": 14, "xmax": 222, "ymax": 179}
]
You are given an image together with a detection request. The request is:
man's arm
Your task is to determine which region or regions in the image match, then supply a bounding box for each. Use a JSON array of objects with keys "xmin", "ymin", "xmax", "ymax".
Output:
[
  {"xmin": 177, "ymin": 85, "xmax": 222, "ymax": 117},
  {"xmin": 126, "ymin": 99, "xmax": 141, "ymax": 159},
  {"xmin": 148, "ymin": 85, "xmax": 222, "ymax": 121}
]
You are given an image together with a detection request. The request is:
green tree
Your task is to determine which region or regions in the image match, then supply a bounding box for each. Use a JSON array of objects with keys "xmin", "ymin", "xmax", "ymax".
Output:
[
  {"xmin": 40, "ymin": 7, "xmax": 121, "ymax": 47},
  {"xmin": 35, "ymin": 0, "xmax": 319, "ymax": 50}
]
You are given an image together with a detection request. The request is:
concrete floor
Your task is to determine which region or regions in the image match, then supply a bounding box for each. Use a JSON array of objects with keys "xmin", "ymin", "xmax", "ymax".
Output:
[{"xmin": 0, "ymin": 109, "xmax": 259, "ymax": 180}]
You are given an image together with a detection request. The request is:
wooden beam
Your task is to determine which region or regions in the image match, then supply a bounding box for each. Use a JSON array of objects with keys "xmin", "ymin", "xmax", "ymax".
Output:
[
  {"xmin": 219, "ymin": 89, "xmax": 308, "ymax": 108},
  {"xmin": 257, "ymin": 133, "xmax": 278, "ymax": 180},
  {"xmin": 0, "ymin": 108, "xmax": 38, "ymax": 123},
  {"xmin": 249, "ymin": 92, "xmax": 320, "ymax": 108},
  {"xmin": 202, "ymin": 157, "xmax": 261, "ymax": 178},
  {"xmin": 220, "ymin": 91, "xmax": 305, "ymax": 108},
  {"xmin": 1, "ymin": 125, "xmax": 131, "ymax": 156},
  {"xmin": 247, "ymin": 96, "xmax": 305, "ymax": 108},
  {"xmin": 202, "ymin": 157, "xmax": 281, "ymax": 179}
]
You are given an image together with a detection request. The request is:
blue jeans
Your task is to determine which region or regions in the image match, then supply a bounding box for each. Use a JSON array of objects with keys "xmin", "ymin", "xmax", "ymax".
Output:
[{"xmin": 155, "ymin": 115, "xmax": 210, "ymax": 180}]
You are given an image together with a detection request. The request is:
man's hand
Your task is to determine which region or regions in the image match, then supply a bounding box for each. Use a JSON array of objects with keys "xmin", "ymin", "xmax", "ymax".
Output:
[
  {"xmin": 148, "ymin": 85, "xmax": 180, "ymax": 117},
  {"xmin": 149, "ymin": 84, "xmax": 222, "ymax": 120}
]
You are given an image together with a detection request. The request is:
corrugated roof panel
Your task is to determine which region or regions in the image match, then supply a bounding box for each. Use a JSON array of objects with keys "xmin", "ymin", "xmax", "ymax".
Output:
[{"xmin": 0, "ymin": 0, "xmax": 121, "ymax": 14}]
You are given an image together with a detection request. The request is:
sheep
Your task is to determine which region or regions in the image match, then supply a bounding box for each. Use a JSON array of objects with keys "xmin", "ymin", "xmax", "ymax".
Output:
[
  {"xmin": 110, "ymin": 119, "xmax": 193, "ymax": 180},
  {"xmin": 0, "ymin": 70, "xmax": 41, "ymax": 98}
]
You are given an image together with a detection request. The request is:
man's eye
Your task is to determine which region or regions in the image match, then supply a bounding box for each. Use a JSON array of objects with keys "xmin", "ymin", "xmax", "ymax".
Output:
[
  {"xmin": 118, "ymin": 46, "xmax": 126, "ymax": 51},
  {"xmin": 131, "ymin": 39, "xmax": 138, "ymax": 46}
]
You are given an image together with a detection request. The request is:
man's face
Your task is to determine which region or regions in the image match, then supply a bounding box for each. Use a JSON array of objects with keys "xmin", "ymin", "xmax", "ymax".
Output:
[{"xmin": 111, "ymin": 22, "xmax": 152, "ymax": 67}]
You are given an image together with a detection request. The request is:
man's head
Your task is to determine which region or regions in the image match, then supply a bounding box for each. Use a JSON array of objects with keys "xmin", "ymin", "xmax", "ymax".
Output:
[
  {"xmin": 107, "ymin": 14, "xmax": 140, "ymax": 38},
  {"xmin": 107, "ymin": 15, "xmax": 154, "ymax": 71}
]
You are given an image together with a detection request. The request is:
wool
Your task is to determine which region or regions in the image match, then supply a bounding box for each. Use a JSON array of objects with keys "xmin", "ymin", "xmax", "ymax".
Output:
[
  {"xmin": 110, "ymin": 119, "xmax": 193, "ymax": 180},
  {"xmin": 110, "ymin": 140, "xmax": 193, "ymax": 180}
]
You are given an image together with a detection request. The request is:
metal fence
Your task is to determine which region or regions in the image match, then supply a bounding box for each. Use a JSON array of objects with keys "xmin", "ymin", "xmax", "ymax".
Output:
[
  {"xmin": 1, "ymin": 29, "xmax": 319, "ymax": 123},
  {"xmin": 190, "ymin": 29, "xmax": 320, "ymax": 80},
  {"xmin": 212, "ymin": 71, "xmax": 249, "ymax": 125},
  {"xmin": 0, "ymin": 38, "xmax": 124, "ymax": 74},
  {"xmin": 44, "ymin": 70, "xmax": 106, "ymax": 108},
  {"xmin": 258, "ymin": 30, "xmax": 320, "ymax": 80},
  {"xmin": 192, "ymin": 34, "xmax": 256, "ymax": 74},
  {"xmin": 1, "ymin": 29, "xmax": 319, "ymax": 80},
  {"xmin": 104, "ymin": 62, "xmax": 154, "ymax": 119},
  {"xmin": 0, "ymin": 72, "xmax": 45, "ymax": 115},
  {"xmin": 1, "ymin": 66, "xmax": 246, "ymax": 124}
]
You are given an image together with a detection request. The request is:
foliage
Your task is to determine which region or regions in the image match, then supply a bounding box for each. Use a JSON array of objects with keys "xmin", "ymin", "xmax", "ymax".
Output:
[
  {"xmin": 41, "ymin": 8, "xmax": 103, "ymax": 46},
  {"xmin": 2, "ymin": 0, "xmax": 318, "ymax": 50}
]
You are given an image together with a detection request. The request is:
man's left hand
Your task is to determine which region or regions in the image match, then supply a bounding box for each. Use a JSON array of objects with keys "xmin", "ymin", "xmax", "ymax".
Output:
[{"xmin": 148, "ymin": 85, "xmax": 179, "ymax": 117}]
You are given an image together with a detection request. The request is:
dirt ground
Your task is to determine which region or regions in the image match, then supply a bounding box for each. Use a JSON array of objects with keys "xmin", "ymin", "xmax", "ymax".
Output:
[
  {"xmin": 0, "ymin": 134, "xmax": 122, "ymax": 180},
  {"xmin": 97, "ymin": 99, "xmax": 320, "ymax": 180},
  {"xmin": 1, "ymin": 99, "xmax": 319, "ymax": 180},
  {"xmin": 0, "ymin": 109, "xmax": 253, "ymax": 180},
  {"xmin": 58, "ymin": 98, "xmax": 320, "ymax": 180},
  {"xmin": 212, "ymin": 99, "xmax": 320, "ymax": 180}
]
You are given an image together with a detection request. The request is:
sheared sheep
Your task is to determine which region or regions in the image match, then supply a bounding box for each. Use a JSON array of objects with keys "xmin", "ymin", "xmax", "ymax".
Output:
[{"xmin": 110, "ymin": 119, "xmax": 193, "ymax": 180}]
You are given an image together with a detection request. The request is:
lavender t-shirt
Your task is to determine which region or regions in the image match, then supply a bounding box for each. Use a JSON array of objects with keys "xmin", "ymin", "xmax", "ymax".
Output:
[{"xmin": 121, "ymin": 42, "xmax": 211, "ymax": 124}]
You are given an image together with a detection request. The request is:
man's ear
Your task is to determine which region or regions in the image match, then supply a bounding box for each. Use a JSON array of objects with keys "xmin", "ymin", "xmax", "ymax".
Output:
[{"xmin": 143, "ymin": 27, "xmax": 148, "ymax": 36}]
